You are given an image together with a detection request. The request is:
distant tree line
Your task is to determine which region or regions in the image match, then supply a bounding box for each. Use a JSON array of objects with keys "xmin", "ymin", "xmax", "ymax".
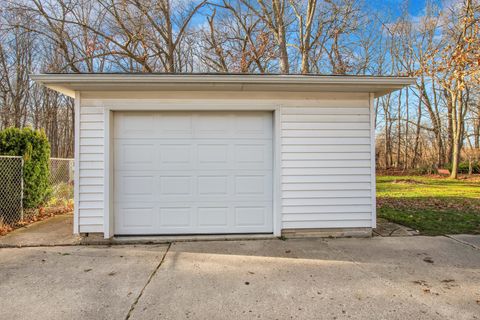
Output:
[{"xmin": 0, "ymin": 0, "xmax": 478, "ymax": 178}]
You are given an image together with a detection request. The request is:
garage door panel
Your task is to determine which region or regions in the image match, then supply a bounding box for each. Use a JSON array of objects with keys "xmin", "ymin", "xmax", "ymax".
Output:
[
  {"xmin": 234, "ymin": 174, "xmax": 271, "ymax": 196},
  {"xmin": 114, "ymin": 111, "xmax": 273, "ymax": 235},
  {"xmin": 234, "ymin": 143, "xmax": 272, "ymax": 170},
  {"xmin": 115, "ymin": 142, "xmax": 157, "ymax": 170},
  {"xmin": 159, "ymin": 207, "xmax": 193, "ymax": 227},
  {"xmin": 159, "ymin": 144, "xmax": 192, "ymax": 165},
  {"xmin": 234, "ymin": 113, "xmax": 272, "ymax": 138},
  {"xmin": 114, "ymin": 112, "xmax": 156, "ymax": 138},
  {"xmin": 197, "ymin": 175, "xmax": 229, "ymax": 195},
  {"xmin": 196, "ymin": 114, "xmax": 231, "ymax": 135},
  {"xmin": 197, "ymin": 144, "xmax": 230, "ymax": 167},
  {"xmin": 235, "ymin": 207, "xmax": 268, "ymax": 226},
  {"xmin": 159, "ymin": 176, "xmax": 193, "ymax": 195},
  {"xmin": 158, "ymin": 113, "xmax": 194, "ymax": 136},
  {"xmin": 115, "ymin": 204, "xmax": 158, "ymax": 234},
  {"xmin": 118, "ymin": 175, "xmax": 155, "ymax": 201},
  {"xmin": 197, "ymin": 207, "xmax": 229, "ymax": 226},
  {"xmin": 115, "ymin": 203, "xmax": 273, "ymax": 235}
]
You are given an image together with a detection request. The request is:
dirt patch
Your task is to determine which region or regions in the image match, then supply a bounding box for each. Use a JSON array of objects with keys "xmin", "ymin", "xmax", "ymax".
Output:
[{"xmin": 391, "ymin": 179, "xmax": 424, "ymax": 185}]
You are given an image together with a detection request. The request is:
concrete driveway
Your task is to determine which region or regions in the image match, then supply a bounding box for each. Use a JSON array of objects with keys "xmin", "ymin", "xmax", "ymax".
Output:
[{"xmin": 0, "ymin": 237, "xmax": 479, "ymax": 320}]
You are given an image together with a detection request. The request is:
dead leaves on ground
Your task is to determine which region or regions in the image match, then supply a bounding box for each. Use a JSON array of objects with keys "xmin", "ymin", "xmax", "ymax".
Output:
[
  {"xmin": 377, "ymin": 197, "xmax": 480, "ymax": 214},
  {"xmin": 0, "ymin": 205, "xmax": 73, "ymax": 236}
]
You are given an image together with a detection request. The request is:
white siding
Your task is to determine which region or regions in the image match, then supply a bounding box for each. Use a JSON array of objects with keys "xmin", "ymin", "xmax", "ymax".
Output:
[
  {"xmin": 78, "ymin": 99, "xmax": 105, "ymax": 233},
  {"xmin": 76, "ymin": 92, "xmax": 374, "ymax": 235},
  {"xmin": 280, "ymin": 99, "xmax": 373, "ymax": 230}
]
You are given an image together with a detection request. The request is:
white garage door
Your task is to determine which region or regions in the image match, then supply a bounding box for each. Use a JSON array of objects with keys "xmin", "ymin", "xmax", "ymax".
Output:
[{"xmin": 113, "ymin": 111, "xmax": 273, "ymax": 235}]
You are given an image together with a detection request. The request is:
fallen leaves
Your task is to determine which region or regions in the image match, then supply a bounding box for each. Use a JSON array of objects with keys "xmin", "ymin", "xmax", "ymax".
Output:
[{"xmin": 0, "ymin": 205, "xmax": 73, "ymax": 237}]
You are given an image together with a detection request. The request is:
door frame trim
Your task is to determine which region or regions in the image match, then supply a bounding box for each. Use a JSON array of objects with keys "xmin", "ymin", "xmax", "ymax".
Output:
[{"xmin": 103, "ymin": 104, "xmax": 282, "ymax": 239}]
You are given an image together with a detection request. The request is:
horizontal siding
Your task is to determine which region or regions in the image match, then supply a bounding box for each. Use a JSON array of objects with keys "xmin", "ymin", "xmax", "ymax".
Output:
[
  {"xmin": 80, "ymin": 130, "xmax": 104, "ymax": 138},
  {"xmin": 80, "ymin": 122, "xmax": 104, "ymax": 130},
  {"xmin": 282, "ymin": 175, "xmax": 371, "ymax": 183},
  {"xmin": 78, "ymin": 99, "xmax": 105, "ymax": 233},
  {"xmin": 79, "ymin": 225, "xmax": 103, "ymax": 233},
  {"xmin": 282, "ymin": 137, "xmax": 370, "ymax": 145},
  {"xmin": 282, "ymin": 129, "xmax": 370, "ymax": 138},
  {"xmin": 283, "ymin": 198, "xmax": 372, "ymax": 206},
  {"xmin": 283, "ymin": 212, "xmax": 372, "ymax": 221},
  {"xmin": 78, "ymin": 208, "xmax": 104, "ymax": 217},
  {"xmin": 282, "ymin": 122, "xmax": 370, "ymax": 130},
  {"xmin": 283, "ymin": 168, "xmax": 371, "ymax": 175},
  {"xmin": 79, "ymin": 201, "xmax": 103, "ymax": 209},
  {"xmin": 282, "ymin": 182, "xmax": 371, "ymax": 191},
  {"xmin": 80, "ymin": 169, "xmax": 104, "ymax": 178},
  {"xmin": 282, "ymin": 114, "xmax": 370, "ymax": 123},
  {"xmin": 281, "ymin": 101, "xmax": 373, "ymax": 229},
  {"xmin": 79, "ymin": 185, "xmax": 104, "ymax": 193},
  {"xmin": 283, "ymin": 205, "xmax": 372, "ymax": 214},
  {"xmin": 79, "ymin": 216, "xmax": 104, "ymax": 225},
  {"xmin": 282, "ymin": 107, "xmax": 369, "ymax": 115},
  {"xmin": 283, "ymin": 220, "xmax": 371, "ymax": 229},
  {"xmin": 80, "ymin": 137, "xmax": 104, "ymax": 146},
  {"xmin": 80, "ymin": 153, "xmax": 104, "ymax": 162},
  {"xmin": 282, "ymin": 153, "xmax": 370, "ymax": 160},
  {"xmin": 283, "ymin": 190, "xmax": 371, "ymax": 198},
  {"xmin": 283, "ymin": 145, "xmax": 370, "ymax": 153},
  {"xmin": 79, "ymin": 177, "xmax": 103, "ymax": 186},
  {"xmin": 282, "ymin": 160, "xmax": 371, "ymax": 168}
]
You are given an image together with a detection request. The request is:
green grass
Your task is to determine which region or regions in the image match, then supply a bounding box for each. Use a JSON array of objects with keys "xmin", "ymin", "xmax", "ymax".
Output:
[{"xmin": 377, "ymin": 175, "xmax": 480, "ymax": 235}]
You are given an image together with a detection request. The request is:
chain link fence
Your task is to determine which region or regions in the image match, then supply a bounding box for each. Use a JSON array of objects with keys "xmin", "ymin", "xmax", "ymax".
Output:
[
  {"xmin": 48, "ymin": 158, "xmax": 74, "ymax": 208},
  {"xmin": 0, "ymin": 156, "xmax": 74, "ymax": 230},
  {"xmin": 0, "ymin": 156, "xmax": 23, "ymax": 227}
]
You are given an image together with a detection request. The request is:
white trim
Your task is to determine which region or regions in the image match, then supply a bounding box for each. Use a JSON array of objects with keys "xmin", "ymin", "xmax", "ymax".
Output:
[
  {"xmin": 73, "ymin": 92, "xmax": 81, "ymax": 234},
  {"xmin": 31, "ymin": 73, "xmax": 416, "ymax": 85},
  {"xmin": 273, "ymin": 107, "xmax": 282, "ymax": 236},
  {"xmin": 103, "ymin": 107, "xmax": 113, "ymax": 239},
  {"xmin": 97, "ymin": 100, "xmax": 301, "ymax": 111},
  {"xmin": 31, "ymin": 74, "xmax": 416, "ymax": 99},
  {"xmin": 369, "ymin": 93, "xmax": 377, "ymax": 228}
]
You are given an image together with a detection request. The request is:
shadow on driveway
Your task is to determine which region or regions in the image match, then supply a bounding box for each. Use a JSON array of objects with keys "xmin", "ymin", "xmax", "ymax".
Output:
[
  {"xmin": 0, "ymin": 213, "xmax": 80, "ymax": 247},
  {"xmin": 0, "ymin": 235, "xmax": 479, "ymax": 319}
]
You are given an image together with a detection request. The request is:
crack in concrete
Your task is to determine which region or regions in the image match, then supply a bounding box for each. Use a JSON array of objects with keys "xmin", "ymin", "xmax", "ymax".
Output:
[
  {"xmin": 443, "ymin": 235, "xmax": 480, "ymax": 251},
  {"xmin": 125, "ymin": 242, "xmax": 172, "ymax": 320}
]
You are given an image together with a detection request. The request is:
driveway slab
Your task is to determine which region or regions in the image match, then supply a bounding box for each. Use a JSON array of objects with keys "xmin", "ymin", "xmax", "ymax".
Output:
[
  {"xmin": 130, "ymin": 237, "xmax": 480, "ymax": 320},
  {"xmin": 0, "ymin": 237, "xmax": 479, "ymax": 320},
  {"xmin": 0, "ymin": 244, "xmax": 168, "ymax": 320}
]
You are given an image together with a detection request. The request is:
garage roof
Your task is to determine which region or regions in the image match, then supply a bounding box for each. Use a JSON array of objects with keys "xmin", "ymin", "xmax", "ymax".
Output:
[{"xmin": 31, "ymin": 73, "xmax": 415, "ymax": 98}]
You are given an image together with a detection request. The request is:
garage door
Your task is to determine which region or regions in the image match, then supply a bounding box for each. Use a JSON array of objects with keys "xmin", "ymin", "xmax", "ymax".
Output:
[{"xmin": 113, "ymin": 111, "xmax": 273, "ymax": 235}]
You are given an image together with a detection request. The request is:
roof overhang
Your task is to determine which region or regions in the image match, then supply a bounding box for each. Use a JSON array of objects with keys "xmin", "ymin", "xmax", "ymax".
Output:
[{"xmin": 30, "ymin": 74, "xmax": 415, "ymax": 98}]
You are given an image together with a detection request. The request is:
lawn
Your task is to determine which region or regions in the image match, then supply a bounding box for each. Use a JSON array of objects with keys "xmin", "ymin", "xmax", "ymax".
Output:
[{"xmin": 376, "ymin": 175, "xmax": 480, "ymax": 235}]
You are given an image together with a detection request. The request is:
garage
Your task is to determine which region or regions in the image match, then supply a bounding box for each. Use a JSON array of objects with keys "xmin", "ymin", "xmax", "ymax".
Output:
[
  {"xmin": 113, "ymin": 111, "xmax": 273, "ymax": 235},
  {"xmin": 31, "ymin": 74, "xmax": 414, "ymax": 239}
]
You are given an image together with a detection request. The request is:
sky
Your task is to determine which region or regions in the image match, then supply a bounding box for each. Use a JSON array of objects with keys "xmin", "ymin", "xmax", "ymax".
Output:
[{"xmin": 372, "ymin": 0, "xmax": 444, "ymax": 18}]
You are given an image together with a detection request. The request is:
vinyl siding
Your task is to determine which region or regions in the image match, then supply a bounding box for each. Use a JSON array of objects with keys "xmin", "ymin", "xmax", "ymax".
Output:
[
  {"xmin": 280, "ymin": 99, "xmax": 373, "ymax": 229},
  {"xmin": 76, "ymin": 93, "xmax": 374, "ymax": 234},
  {"xmin": 78, "ymin": 99, "xmax": 104, "ymax": 233}
]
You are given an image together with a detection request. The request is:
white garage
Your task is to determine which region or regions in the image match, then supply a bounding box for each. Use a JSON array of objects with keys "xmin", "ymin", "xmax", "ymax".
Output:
[{"xmin": 32, "ymin": 74, "xmax": 414, "ymax": 239}]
